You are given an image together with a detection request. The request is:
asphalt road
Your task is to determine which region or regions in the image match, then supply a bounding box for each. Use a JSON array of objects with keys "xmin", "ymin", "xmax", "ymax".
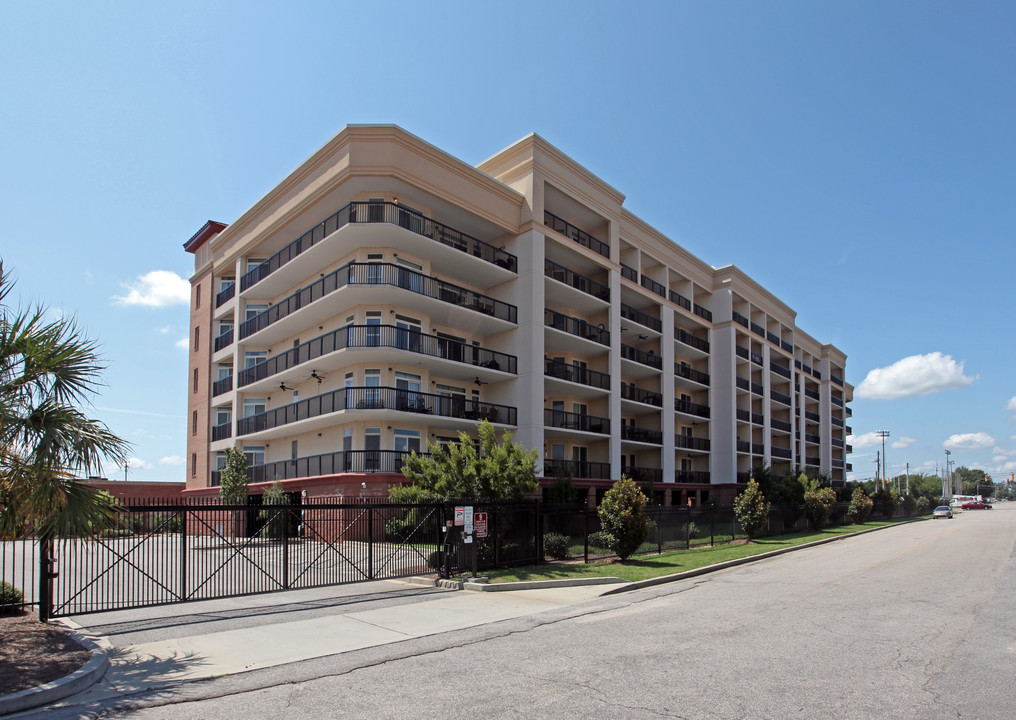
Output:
[{"xmin": 53, "ymin": 505, "xmax": 1016, "ymax": 719}]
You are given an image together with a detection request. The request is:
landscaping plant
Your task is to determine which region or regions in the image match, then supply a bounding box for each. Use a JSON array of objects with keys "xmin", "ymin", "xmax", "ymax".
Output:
[
  {"xmin": 846, "ymin": 486, "xmax": 874, "ymax": 524},
  {"xmin": 733, "ymin": 479, "xmax": 770, "ymax": 541},
  {"xmin": 597, "ymin": 476, "xmax": 650, "ymax": 560}
]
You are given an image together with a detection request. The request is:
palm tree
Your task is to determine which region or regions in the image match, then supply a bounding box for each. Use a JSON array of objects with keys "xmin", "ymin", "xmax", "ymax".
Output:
[{"xmin": 0, "ymin": 260, "xmax": 131, "ymax": 541}]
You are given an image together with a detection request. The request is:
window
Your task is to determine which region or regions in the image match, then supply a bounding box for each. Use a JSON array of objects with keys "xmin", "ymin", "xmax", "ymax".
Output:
[
  {"xmin": 219, "ymin": 276, "xmax": 234, "ymax": 294},
  {"xmin": 218, "ymin": 321, "xmax": 233, "ymax": 337},
  {"xmin": 194, "ymin": 327, "xmax": 199, "ymax": 351},
  {"xmin": 395, "ymin": 371, "xmax": 422, "ymax": 412},
  {"xmin": 394, "ymin": 429, "xmax": 421, "ymax": 454},
  {"xmin": 217, "ymin": 364, "xmax": 233, "ymax": 381},
  {"xmin": 214, "ymin": 452, "xmax": 227, "ymax": 471},
  {"xmin": 364, "ymin": 428, "xmax": 381, "ymax": 471},
  {"xmin": 192, "ymin": 410, "xmax": 198, "ymax": 435},
  {"xmin": 244, "ymin": 351, "xmax": 267, "ymax": 369},
  {"xmin": 243, "ymin": 398, "xmax": 266, "ymax": 417},
  {"xmin": 246, "ymin": 257, "xmax": 266, "ymax": 273},
  {"xmin": 395, "ymin": 314, "xmax": 421, "ymax": 352},
  {"xmin": 216, "ymin": 407, "xmax": 232, "ymax": 426},
  {"xmin": 365, "ymin": 311, "xmax": 382, "ymax": 346},
  {"xmin": 396, "ymin": 257, "xmax": 423, "ymax": 293},
  {"xmin": 245, "ymin": 304, "xmax": 268, "ymax": 322},
  {"xmin": 551, "ymin": 444, "xmax": 565, "ymax": 460},
  {"xmin": 191, "ymin": 453, "xmax": 197, "ymax": 477},
  {"xmin": 195, "ymin": 285, "xmax": 201, "ymax": 308},
  {"xmin": 193, "ymin": 368, "xmax": 199, "ymax": 393},
  {"xmin": 243, "ymin": 445, "xmax": 265, "ymax": 467},
  {"xmin": 364, "ymin": 369, "xmax": 381, "ymax": 408}
]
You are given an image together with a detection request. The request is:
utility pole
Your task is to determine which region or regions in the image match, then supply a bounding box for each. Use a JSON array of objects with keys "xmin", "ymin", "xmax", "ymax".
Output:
[
  {"xmin": 905, "ymin": 462, "xmax": 910, "ymax": 496},
  {"xmin": 877, "ymin": 430, "xmax": 890, "ymax": 491},
  {"xmin": 875, "ymin": 452, "xmax": 881, "ymax": 490},
  {"xmin": 943, "ymin": 449, "xmax": 951, "ymax": 501}
]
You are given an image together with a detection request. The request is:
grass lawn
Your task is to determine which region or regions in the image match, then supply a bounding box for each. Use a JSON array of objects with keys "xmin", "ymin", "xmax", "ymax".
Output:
[{"xmin": 484, "ymin": 518, "xmax": 923, "ymax": 584}]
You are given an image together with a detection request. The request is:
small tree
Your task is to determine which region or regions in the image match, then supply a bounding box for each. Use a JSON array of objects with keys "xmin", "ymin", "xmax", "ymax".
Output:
[
  {"xmin": 874, "ymin": 486, "xmax": 899, "ymax": 519},
  {"xmin": 400, "ymin": 420, "xmax": 538, "ymax": 500},
  {"xmin": 219, "ymin": 447, "xmax": 250, "ymax": 505},
  {"xmin": 597, "ymin": 476, "xmax": 650, "ymax": 560},
  {"xmin": 846, "ymin": 486, "xmax": 874, "ymax": 524},
  {"xmin": 733, "ymin": 479, "xmax": 770, "ymax": 541},
  {"xmin": 258, "ymin": 480, "xmax": 287, "ymax": 539},
  {"xmin": 803, "ymin": 487, "xmax": 837, "ymax": 529}
]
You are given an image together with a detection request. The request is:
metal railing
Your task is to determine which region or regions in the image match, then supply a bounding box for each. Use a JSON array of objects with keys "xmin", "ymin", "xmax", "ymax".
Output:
[
  {"xmin": 621, "ymin": 425, "xmax": 663, "ymax": 445},
  {"xmin": 621, "ymin": 382, "xmax": 663, "ymax": 407},
  {"xmin": 621, "ymin": 303, "xmax": 662, "ymax": 332},
  {"xmin": 544, "ymin": 259, "xmax": 610, "ymax": 302},
  {"xmin": 240, "ymin": 262, "xmax": 516, "ymax": 339},
  {"xmin": 736, "ymin": 376, "xmax": 750, "ymax": 391},
  {"xmin": 238, "ymin": 325, "xmax": 516, "ymax": 387},
  {"xmin": 621, "ymin": 344, "xmax": 663, "ymax": 369},
  {"xmin": 670, "ymin": 290, "xmax": 692, "ymax": 311},
  {"xmin": 750, "ymin": 321, "xmax": 765, "ymax": 337},
  {"xmin": 240, "ymin": 201, "xmax": 517, "ymax": 292},
  {"xmin": 545, "ymin": 358, "xmax": 611, "ymax": 390},
  {"xmin": 237, "ymin": 387, "xmax": 517, "ymax": 436},
  {"xmin": 736, "ymin": 345, "xmax": 750, "ymax": 360},
  {"xmin": 543, "ymin": 459, "xmax": 611, "ymax": 480},
  {"xmin": 212, "ymin": 450, "xmax": 434, "ymax": 484},
  {"xmin": 214, "ymin": 328, "xmax": 234, "ymax": 352},
  {"xmin": 674, "ymin": 398, "xmax": 710, "ymax": 419},
  {"xmin": 771, "ymin": 446, "xmax": 792, "ymax": 459},
  {"xmin": 543, "ymin": 210, "xmax": 609, "ymax": 258},
  {"xmin": 675, "ymin": 363, "xmax": 710, "ymax": 386},
  {"xmin": 640, "ymin": 275, "xmax": 666, "ymax": 298},
  {"xmin": 771, "ymin": 418, "xmax": 793, "ymax": 432},
  {"xmin": 693, "ymin": 303, "xmax": 712, "ymax": 322},
  {"xmin": 771, "ymin": 389, "xmax": 792, "ymax": 406},
  {"xmin": 831, "ymin": 374, "xmax": 844, "ymax": 387},
  {"xmin": 544, "ymin": 408, "xmax": 611, "ymax": 434},
  {"xmin": 620, "ymin": 263, "xmax": 638, "ymax": 282},
  {"xmin": 211, "ymin": 422, "xmax": 232, "ymax": 442},
  {"xmin": 675, "ymin": 327, "xmax": 709, "ymax": 353},
  {"xmin": 676, "ymin": 470, "xmax": 710, "ymax": 483},
  {"xmin": 215, "ymin": 283, "xmax": 235, "ymax": 308},
  {"xmin": 675, "ymin": 435, "xmax": 710, "ymax": 451},
  {"xmin": 544, "ymin": 309, "xmax": 610, "ymax": 345},
  {"xmin": 212, "ymin": 375, "xmax": 233, "ymax": 397},
  {"xmin": 770, "ymin": 361, "xmax": 792, "ymax": 379},
  {"xmin": 732, "ymin": 311, "xmax": 749, "ymax": 328}
]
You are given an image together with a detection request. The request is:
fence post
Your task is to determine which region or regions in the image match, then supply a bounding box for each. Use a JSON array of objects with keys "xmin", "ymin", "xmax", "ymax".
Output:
[
  {"xmin": 38, "ymin": 538, "xmax": 52, "ymax": 622},
  {"xmin": 180, "ymin": 507, "xmax": 188, "ymax": 601},
  {"xmin": 657, "ymin": 504, "xmax": 662, "ymax": 554},
  {"xmin": 685, "ymin": 509, "xmax": 691, "ymax": 550},
  {"xmin": 710, "ymin": 507, "xmax": 715, "ymax": 547},
  {"xmin": 282, "ymin": 506, "xmax": 290, "ymax": 589},
  {"xmin": 367, "ymin": 503, "xmax": 374, "ymax": 580},
  {"xmin": 583, "ymin": 502, "xmax": 589, "ymax": 564}
]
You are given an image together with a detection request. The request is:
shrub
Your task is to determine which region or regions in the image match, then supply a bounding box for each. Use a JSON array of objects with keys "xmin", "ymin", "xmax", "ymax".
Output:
[
  {"xmin": 847, "ymin": 487, "xmax": 874, "ymax": 524},
  {"xmin": 733, "ymin": 479, "xmax": 770, "ymax": 541},
  {"xmin": 915, "ymin": 496, "xmax": 931, "ymax": 514},
  {"xmin": 587, "ymin": 531, "xmax": 611, "ymax": 550},
  {"xmin": 258, "ymin": 481, "xmax": 288, "ymax": 539},
  {"xmin": 901, "ymin": 494, "xmax": 917, "ymax": 515},
  {"xmin": 543, "ymin": 532, "xmax": 570, "ymax": 560},
  {"xmin": 597, "ymin": 476, "xmax": 650, "ymax": 560},
  {"xmin": 804, "ymin": 487, "xmax": 837, "ymax": 529},
  {"xmin": 874, "ymin": 487, "xmax": 899, "ymax": 519},
  {"xmin": 0, "ymin": 581, "xmax": 23, "ymax": 615}
]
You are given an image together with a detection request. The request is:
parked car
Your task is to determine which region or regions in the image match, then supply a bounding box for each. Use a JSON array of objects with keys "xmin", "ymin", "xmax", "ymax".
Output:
[
  {"xmin": 933, "ymin": 506, "xmax": 953, "ymax": 519},
  {"xmin": 961, "ymin": 501, "xmax": 992, "ymax": 510}
]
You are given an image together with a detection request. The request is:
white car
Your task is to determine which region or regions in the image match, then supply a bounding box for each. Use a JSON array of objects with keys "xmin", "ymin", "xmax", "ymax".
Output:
[{"xmin": 933, "ymin": 506, "xmax": 953, "ymax": 519}]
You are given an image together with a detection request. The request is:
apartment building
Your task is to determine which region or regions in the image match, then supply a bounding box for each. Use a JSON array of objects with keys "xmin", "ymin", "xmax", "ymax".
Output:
[{"xmin": 184, "ymin": 125, "xmax": 852, "ymax": 505}]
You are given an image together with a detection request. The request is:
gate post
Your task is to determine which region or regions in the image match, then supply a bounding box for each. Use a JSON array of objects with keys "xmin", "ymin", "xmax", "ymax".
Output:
[
  {"xmin": 38, "ymin": 538, "xmax": 53, "ymax": 623},
  {"xmin": 657, "ymin": 504, "xmax": 663, "ymax": 554},
  {"xmin": 367, "ymin": 503, "xmax": 374, "ymax": 580},
  {"xmin": 180, "ymin": 508, "xmax": 188, "ymax": 601},
  {"xmin": 583, "ymin": 502, "xmax": 589, "ymax": 564},
  {"xmin": 282, "ymin": 506, "xmax": 290, "ymax": 589}
]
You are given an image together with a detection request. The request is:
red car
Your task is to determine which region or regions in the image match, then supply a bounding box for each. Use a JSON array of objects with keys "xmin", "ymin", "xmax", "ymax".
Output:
[{"xmin": 961, "ymin": 501, "xmax": 993, "ymax": 510}]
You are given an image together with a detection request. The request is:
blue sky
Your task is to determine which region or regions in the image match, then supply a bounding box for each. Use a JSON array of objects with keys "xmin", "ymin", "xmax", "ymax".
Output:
[{"xmin": 2, "ymin": 1, "xmax": 1014, "ymax": 484}]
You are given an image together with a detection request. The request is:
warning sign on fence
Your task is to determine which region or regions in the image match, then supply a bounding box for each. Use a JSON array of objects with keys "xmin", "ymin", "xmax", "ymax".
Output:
[{"xmin": 474, "ymin": 512, "xmax": 488, "ymax": 538}]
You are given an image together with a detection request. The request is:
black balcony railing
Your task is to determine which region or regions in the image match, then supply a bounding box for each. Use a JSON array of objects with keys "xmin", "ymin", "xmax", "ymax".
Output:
[
  {"xmin": 214, "ymin": 328, "xmax": 234, "ymax": 352},
  {"xmin": 831, "ymin": 374, "xmax": 844, "ymax": 387},
  {"xmin": 805, "ymin": 456, "xmax": 821, "ymax": 467},
  {"xmin": 621, "ymin": 344, "xmax": 662, "ymax": 370},
  {"xmin": 675, "ymin": 327, "xmax": 709, "ymax": 353},
  {"xmin": 771, "ymin": 418, "xmax": 793, "ymax": 432},
  {"xmin": 846, "ymin": 444, "xmax": 853, "ymax": 453},
  {"xmin": 674, "ymin": 398, "xmax": 710, "ymax": 419},
  {"xmin": 239, "ymin": 325, "xmax": 516, "ymax": 388},
  {"xmin": 620, "ymin": 263, "xmax": 638, "ymax": 282},
  {"xmin": 770, "ymin": 361, "xmax": 792, "ymax": 379},
  {"xmin": 544, "ymin": 309, "xmax": 610, "ymax": 345},
  {"xmin": 736, "ymin": 377, "xmax": 750, "ymax": 392},
  {"xmin": 544, "ymin": 409, "xmax": 610, "ymax": 434},
  {"xmin": 781, "ymin": 340, "xmax": 793, "ymax": 353},
  {"xmin": 832, "ymin": 437, "xmax": 844, "ymax": 448},
  {"xmin": 771, "ymin": 446, "xmax": 792, "ymax": 460},
  {"xmin": 621, "ymin": 426, "xmax": 663, "ymax": 445},
  {"xmin": 640, "ymin": 275, "xmax": 666, "ymax": 298},
  {"xmin": 211, "ymin": 449, "xmax": 433, "ymax": 485},
  {"xmin": 831, "ymin": 416, "xmax": 844, "ymax": 427},
  {"xmin": 732, "ymin": 311, "xmax": 749, "ymax": 328},
  {"xmin": 544, "ymin": 258, "xmax": 610, "ymax": 303},
  {"xmin": 804, "ymin": 387, "xmax": 820, "ymax": 401},
  {"xmin": 212, "ymin": 375, "xmax": 233, "ymax": 397},
  {"xmin": 693, "ymin": 303, "xmax": 712, "ymax": 322},
  {"xmin": 752, "ymin": 442, "xmax": 765, "ymax": 455},
  {"xmin": 675, "ymin": 435, "xmax": 710, "ymax": 451},
  {"xmin": 832, "ymin": 459, "xmax": 844, "ymax": 469},
  {"xmin": 543, "ymin": 459, "xmax": 611, "ymax": 480},
  {"xmin": 805, "ymin": 433, "xmax": 821, "ymax": 444},
  {"xmin": 215, "ymin": 282, "xmax": 235, "ymax": 308},
  {"xmin": 750, "ymin": 351, "xmax": 763, "ymax": 366},
  {"xmin": 750, "ymin": 321, "xmax": 765, "ymax": 337},
  {"xmin": 240, "ymin": 201, "xmax": 517, "ymax": 293},
  {"xmin": 675, "ymin": 363, "xmax": 710, "ymax": 386},
  {"xmin": 771, "ymin": 389, "xmax": 792, "ymax": 406},
  {"xmin": 805, "ymin": 410, "xmax": 821, "ymax": 422},
  {"xmin": 544, "ymin": 210, "xmax": 609, "ymax": 258},
  {"xmin": 736, "ymin": 345, "xmax": 750, "ymax": 361},
  {"xmin": 211, "ymin": 422, "xmax": 232, "ymax": 442},
  {"xmin": 621, "ymin": 303, "xmax": 662, "ymax": 332},
  {"xmin": 670, "ymin": 290, "xmax": 692, "ymax": 311},
  {"xmin": 625, "ymin": 467, "xmax": 663, "ymax": 484},
  {"xmin": 239, "ymin": 262, "xmax": 516, "ymax": 340},
  {"xmin": 751, "ymin": 381, "xmax": 764, "ymax": 395},
  {"xmin": 766, "ymin": 331, "xmax": 780, "ymax": 345},
  {"xmin": 736, "ymin": 408, "xmax": 751, "ymax": 423},
  {"xmin": 737, "ymin": 440, "xmax": 751, "ymax": 452},
  {"xmin": 751, "ymin": 411, "xmax": 764, "ymax": 425},
  {"xmin": 545, "ymin": 358, "xmax": 611, "ymax": 390},
  {"xmin": 237, "ymin": 387, "xmax": 516, "ymax": 436},
  {"xmin": 621, "ymin": 382, "xmax": 663, "ymax": 407},
  {"xmin": 831, "ymin": 395, "xmax": 844, "ymax": 407},
  {"xmin": 676, "ymin": 470, "xmax": 710, "ymax": 484}
]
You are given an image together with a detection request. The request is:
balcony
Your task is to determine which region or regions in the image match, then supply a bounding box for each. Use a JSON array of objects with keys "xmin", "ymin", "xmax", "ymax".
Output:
[
  {"xmin": 751, "ymin": 381, "xmax": 764, "ymax": 396},
  {"xmin": 751, "ymin": 351, "xmax": 763, "ymax": 366},
  {"xmin": 620, "ymin": 263, "xmax": 638, "ymax": 282},
  {"xmin": 545, "ymin": 259, "xmax": 610, "ymax": 303},
  {"xmin": 215, "ymin": 282, "xmax": 235, "ymax": 308},
  {"xmin": 781, "ymin": 340, "xmax": 793, "ymax": 353},
  {"xmin": 621, "ymin": 303, "xmax": 662, "ymax": 333},
  {"xmin": 766, "ymin": 331, "xmax": 780, "ymax": 346},
  {"xmin": 212, "ymin": 449, "xmax": 433, "ymax": 485},
  {"xmin": 831, "ymin": 395, "xmax": 844, "ymax": 407},
  {"xmin": 621, "ymin": 344, "xmax": 662, "ymax": 370},
  {"xmin": 693, "ymin": 304, "xmax": 712, "ymax": 322},
  {"xmin": 736, "ymin": 345, "xmax": 750, "ymax": 361},
  {"xmin": 732, "ymin": 311, "xmax": 749, "ymax": 329},
  {"xmin": 211, "ymin": 422, "xmax": 232, "ymax": 442},
  {"xmin": 239, "ymin": 262, "xmax": 516, "ymax": 340},
  {"xmin": 737, "ymin": 440, "xmax": 751, "ymax": 453},
  {"xmin": 735, "ymin": 409, "xmax": 763, "ymax": 425},
  {"xmin": 750, "ymin": 321, "xmax": 765, "ymax": 337},
  {"xmin": 771, "ymin": 446, "xmax": 792, "ymax": 460},
  {"xmin": 640, "ymin": 275, "xmax": 666, "ymax": 299},
  {"xmin": 676, "ymin": 470, "xmax": 710, "ymax": 484},
  {"xmin": 674, "ymin": 363, "xmax": 710, "ymax": 386},
  {"xmin": 213, "ymin": 328, "xmax": 234, "ymax": 353},
  {"xmin": 805, "ymin": 433, "xmax": 821, "ymax": 444},
  {"xmin": 771, "ymin": 418, "xmax": 792, "ymax": 433},
  {"xmin": 832, "ymin": 437, "xmax": 844, "ymax": 448},
  {"xmin": 544, "ymin": 458, "xmax": 611, "ymax": 480},
  {"xmin": 625, "ymin": 467, "xmax": 663, "ymax": 484},
  {"xmin": 544, "ymin": 210, "xmax": 609, "ymax": 258},
  {"xmin": 621, "ymin": 382, "xmax": 663, "ymax": 407},
  {"xmin": 675, "ymin": 435, "xmax": 710, "ymax": 452},
  {"xmin": 675, "ymin": 327, "xmax": 709, "ymax": 354},
  {"xmin": 831, "ymin": 374, "xmax": 844, "ymax": 387},
  {"xmin": 545, "ymin": 309, "xmax": 610, "ymax": 346},
  {"xmin": 770, "ymin": 361, "xmax": 792, "ymax": 379},
  {"xmin": 240, "ymin": 201, "xmax": 517, "ymax": 294},
  {"xmin": 238, "ymin": 325, "xmax": 517, "ymax": 389},
  {"xmin": 831, "ymin": 416, "xmax": 844, "ymax": 427},
  {"xmin": 770, "ymin": 389, "xmax": 792, "ymax": 406},
  {"xmin": 545, "ymin": 358, "xmax": 610, "ymax": 391},
  {"xmin": 832, "ymin": 459, "xmax": 844, "ymax": 469},
  {"xmin": 237, "ymin": 387, "xmax": 516, "ymax": 437},
  {"xmin": 736, "ymin": 376, "xmax": 749, "ymax": 392},
  {"xmin": 669, "ymin": 290, "xmax": 692, "ymax": 311},
  {"xmin": 544, "ymin": 408, "xmax": 610, "ymax": 435},
  {"xmin": 805, "ymin": 456, "xmax": 821, "ymax": 467},
  {"xmin": 804, "ymin": 410, "xmax": 821, "ymax": 422},
  {"xmin": 675, "ymin": 397, "xmax": 710, "ymax": 419},
  {"xmin": 804, "ymin": 387, "xmax": 820, "ymax": 401},
  {"xmin": 621, "ymin": 425, "xmax": 663, "ymax": 445},
  {"xmin": 212, "ymin": 375, "xmax": 233, "ymax": 397}
]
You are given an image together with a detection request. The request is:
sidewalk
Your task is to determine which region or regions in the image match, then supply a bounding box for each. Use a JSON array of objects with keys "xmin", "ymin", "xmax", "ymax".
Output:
[{"xmin": 39, "ymin": 578, "xmax": 626, "ymax": 711}]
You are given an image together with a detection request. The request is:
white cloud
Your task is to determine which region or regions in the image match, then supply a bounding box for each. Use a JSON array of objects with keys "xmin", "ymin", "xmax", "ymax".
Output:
[
  {"xmin": 847, "ymin": 432, "xmax": 883, "ymax": 450},
  {"xmin": 175, "ymin": 337, "xmax": 189, "ymax": 350},
  {"xmin": 159, "ymin": 455, "xmax": 186, "ymax": 466},
  {"xmin": 1008, "ymin": 397, "xmax": 1016, "ymax": 411},
  {"xmin": 892, "ymin": 436, "xmax": 918, "ymax": 449},
  {"xmin": 156, "ymin": 325, "xmax": 174, "ymax": 335},
  {"xmin": 855, "ymin": 353, "xmax": 975, "ymax": 400},
  {"xmin": 126, "ymin": 457, "xmax": 153, "ymax": 471},
  {"xmin": 112, "ymin": 270, "xmax": 190, "ymax": 308},
  {"xmin": 944, "ymin": 432, "xmax": 995, "ymax": 451}
]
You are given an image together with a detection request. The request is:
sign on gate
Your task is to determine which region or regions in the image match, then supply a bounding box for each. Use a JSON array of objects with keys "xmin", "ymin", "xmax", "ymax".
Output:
[{"xmin": 474, "ymin": 512, "xmax": 488, "ymax": 538}]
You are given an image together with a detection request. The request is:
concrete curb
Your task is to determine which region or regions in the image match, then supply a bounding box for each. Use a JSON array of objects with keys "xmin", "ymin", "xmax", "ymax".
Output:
[{"xmin": 0, "ymin": 621, "xmax": 109, "ymax": 716}]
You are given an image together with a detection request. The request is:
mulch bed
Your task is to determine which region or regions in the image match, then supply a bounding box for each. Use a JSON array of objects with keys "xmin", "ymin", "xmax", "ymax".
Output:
[{"xmin": 0, "ymin": 611, "xmax": 91, "ymax": 696}]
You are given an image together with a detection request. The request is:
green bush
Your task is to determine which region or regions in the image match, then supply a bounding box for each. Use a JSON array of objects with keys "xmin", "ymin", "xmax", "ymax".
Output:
[
  {"xmin": 804, "ymin": 487, "xmax": 837, "ymax": 529},
  {"xmin": 847, "ymin": 487, "xmax": 874, "ymax": 524},
  {"xmin": 733, "ymin": 479, "xmax": 770, "ymax": 540},
  {"xmin": 901, "ymin": 494, "xmax": 917, "ymax": 515},
  {"xmin": 385, "ymin": 516, "xmax": 413, "ymax": 543},
  {"xmin": 915, "ymin": 496, "xmax": 930, "ymax": 514},
  {"xmin": 597, "ymin": 476, "xmax": 650, "ymax": 560},
  {"xmin": 543, "ymin": 532, "xmax": 570, "ymax": 560},
  {"xmin": 258, "ymin": 481, "xmax": 288, "ymax": 539},
  {"xmin": 0, "ymin": 581, "xmax": 23, "ymax": 615},
  {"xmin": 874, "ymin": 487, "xmax": 899, "ymax": 519},
  {"xmin": 587, "ymin": 531, "xmax": 611, "ymax": 550}
]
